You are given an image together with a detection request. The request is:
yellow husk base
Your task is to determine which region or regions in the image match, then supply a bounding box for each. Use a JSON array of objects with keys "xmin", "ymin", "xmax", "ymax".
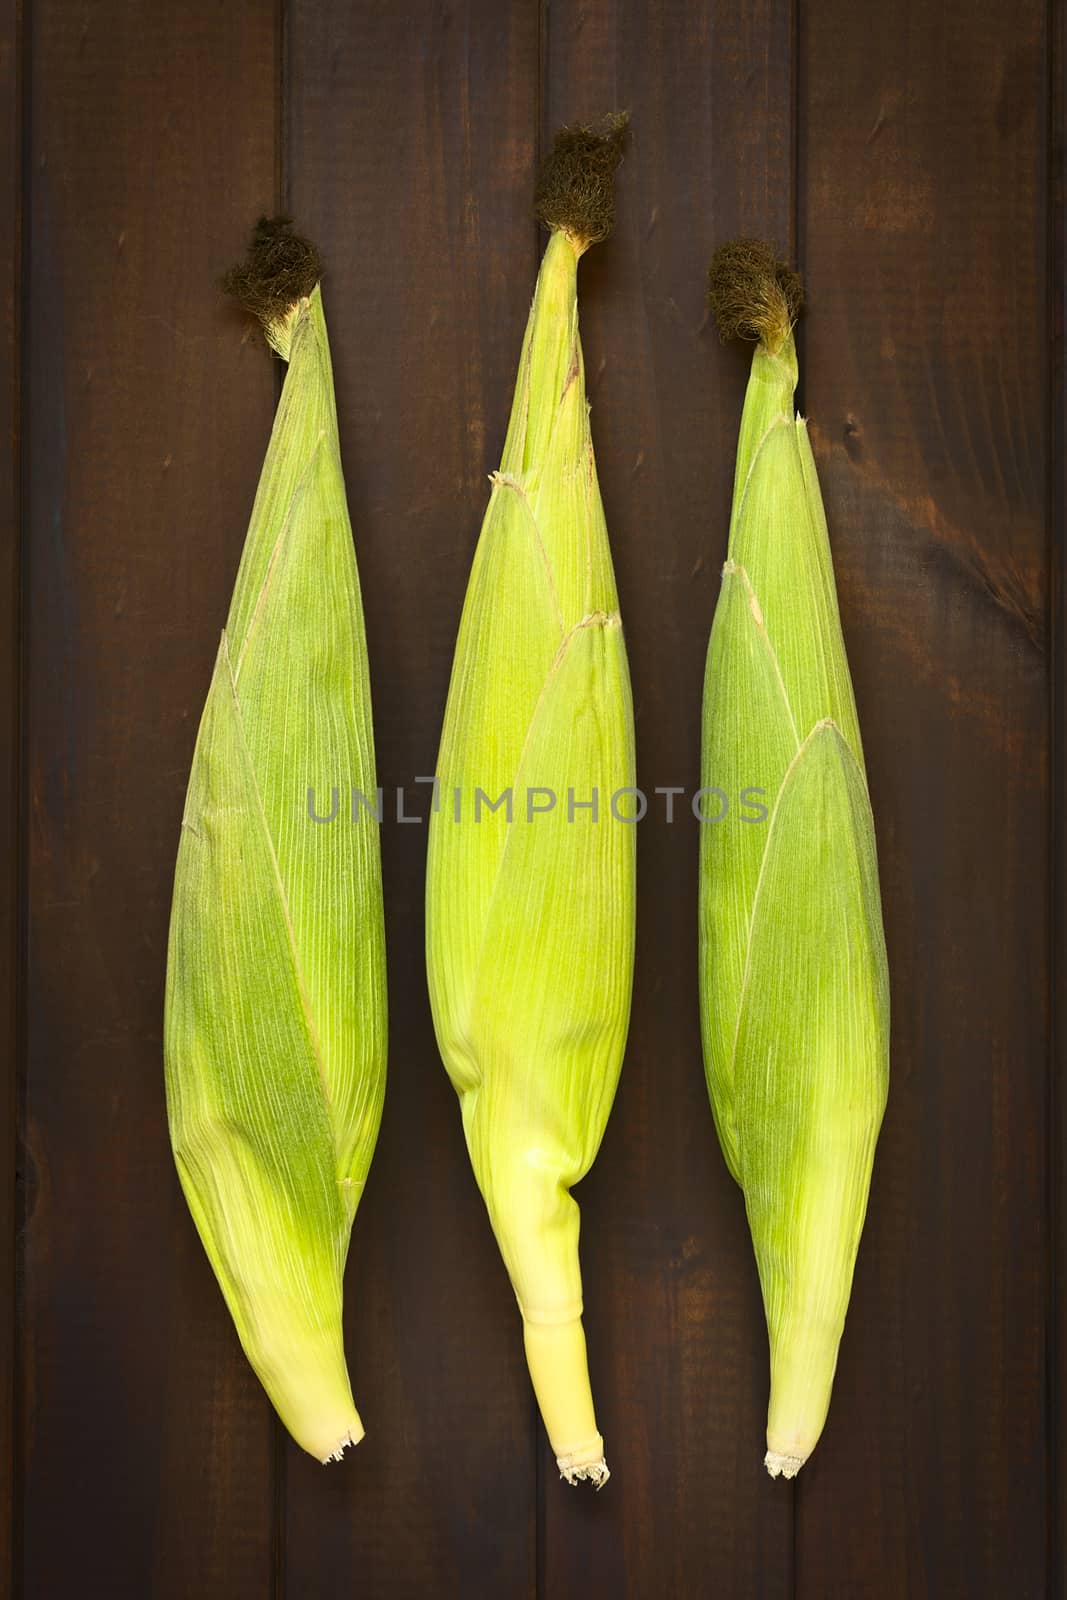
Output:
[{"xmin": 524, "ymin": 1319, "xmax": 608, "ymax": 1484}]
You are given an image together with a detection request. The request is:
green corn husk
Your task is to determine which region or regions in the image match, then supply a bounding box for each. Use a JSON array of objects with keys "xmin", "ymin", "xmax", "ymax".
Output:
[
  {"xmin": 699, "ymin": 240, "xmax": 889, "ymax": 1478},
  {"xmin": 164, "ymin": 219, "xmax": 386, "ymax": 1463},
  {"xmin": 426, "ymin": 117, "xmax": 634, "ymax": 1488}
]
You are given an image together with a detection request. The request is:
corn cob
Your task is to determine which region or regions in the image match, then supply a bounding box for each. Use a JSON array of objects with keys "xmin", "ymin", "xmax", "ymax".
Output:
[
  {"xmin": 426, "ymin": 117, "xmax": 634, "ymax": 1487},
  {"xmin": 699, "ymin": 240, "xmax": 889, "ymax": 1478},
  {"xmin": 164, "ymin": 219, "xmax": 386, "ymax": 1462}
]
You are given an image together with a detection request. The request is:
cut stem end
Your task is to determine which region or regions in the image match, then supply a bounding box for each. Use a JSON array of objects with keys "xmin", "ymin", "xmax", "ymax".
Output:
[
  {"xmin": 320, "ymin": 1418, "xmax": 365, "ymax": 1465},
  {"xmin": 558, "ymin": 1451, "xmax": 611, "ymax": 1489},
  {"xmin": 764, "ymin": 1448, "xmax": 807, "ymax": 1480}
]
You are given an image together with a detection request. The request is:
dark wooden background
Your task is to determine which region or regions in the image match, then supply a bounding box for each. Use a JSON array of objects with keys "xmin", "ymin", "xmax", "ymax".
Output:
[{"xmin": 2, "ymin": 0, "xmax": 1063, "ymax": 1594}]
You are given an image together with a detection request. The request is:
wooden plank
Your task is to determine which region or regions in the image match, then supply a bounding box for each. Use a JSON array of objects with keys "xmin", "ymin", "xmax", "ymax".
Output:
[
  {"xmin": 1052, "ymin": 0, "xmax": 1066, "ymax": 1587},
  {"xmin": 540, "ymin": 2, "xmax": 796, "ymax": 1594},
  {"xmin": 796, "ymin": 2, "xmax": 1049, "ymax": 1595},
  {"xmin": 0, "ymin": 0, "xmax": 21, "ymax": 1594},
  {"xmin": 281, "ymin": 4, "xmax": 540, "ymax": 1597},
  {"xmin": 21, "ymin": 4, "xmax": 280, "ymax": 1594}
]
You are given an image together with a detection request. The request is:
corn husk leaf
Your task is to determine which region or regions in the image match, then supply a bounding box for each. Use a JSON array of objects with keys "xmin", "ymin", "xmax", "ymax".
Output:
[
  {"xmin": 165, "ymin": 233, "xmax": 386, "ymax": 1463},
  {"xmin": 699, "ymin": 241, "xmax": 889, "ymax": 1477},
  {"xmin": 426, "ymin": 122, "xmax": 634, "ymax": 1487}
]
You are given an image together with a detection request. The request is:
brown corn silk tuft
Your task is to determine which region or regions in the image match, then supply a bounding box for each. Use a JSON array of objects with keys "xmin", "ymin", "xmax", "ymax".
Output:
[
  {"xmin": 222, "ymin": 215, "xmax": 324, "ymax": 332},
  {"xmin": 533, "ymin": 113, "xmax": 630, "ymax": 250},
  {"xmin": 707, "ymin": 238, "xmax": 803, "ymax": 354}
]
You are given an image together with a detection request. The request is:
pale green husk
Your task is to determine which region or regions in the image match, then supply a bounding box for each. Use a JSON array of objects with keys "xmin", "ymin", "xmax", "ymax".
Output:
[
  {"xmin": 699, "ymin": 277, "xmax": 889, "ymax": 1477},
  {"xmin": 164, "ymin": 282, "xmax": 386, "ymax": 1463},
  {"xmin": 426, "ymin": 225, "xmax": 635, "ymax": 1485}
]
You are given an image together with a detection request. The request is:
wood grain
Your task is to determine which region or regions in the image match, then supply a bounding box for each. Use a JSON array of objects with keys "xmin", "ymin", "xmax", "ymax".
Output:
[
  {"xmin": 539, "ymin": 1, "xmax": 796, "ymax": 1594},
  {"xmin": 9, "ymin": 0, "xmax": 1062, "ymax": 1593},
  {"xmin": 1053, "ymin": 0, "xmax": 1066, "ymax": 1588},
  {"xmin": 1, "ymin": 1, "xmax": 21, "ymax": 1595},
  {"xmin": 796, "ymin": 1, "xmax": 1049, "ymax": 1595},
  {"xmin": 281, "ymin": 3, "xmax": 541, "ymax": 1596},
  {"xmin": 21, "ymin": 3, "xmax": 280, "ymax": 1594}
]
